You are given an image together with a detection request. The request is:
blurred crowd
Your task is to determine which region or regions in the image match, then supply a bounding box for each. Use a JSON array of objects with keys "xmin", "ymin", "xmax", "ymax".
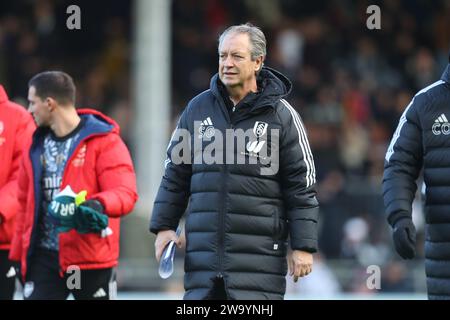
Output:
[
  {"xmin": 2, "ymin": 0, "xmax": 450, "ymax": 294},
  {"xmin": 0, "ymin": 0, "xmax": 133, "ymax": 144}
]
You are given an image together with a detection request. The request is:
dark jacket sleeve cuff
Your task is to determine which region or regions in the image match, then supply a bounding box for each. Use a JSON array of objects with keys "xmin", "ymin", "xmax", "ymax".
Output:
[
  {"xmin": 289, "ymin": 218, "xmax": 318, "ymax": 252},
  {"xmin": 387, "ymin": 210, "xmax": 412, "ymax": 227},
  {"xmin": 290, "ymin": 238, "xmax": 318, "ymax": 253}
]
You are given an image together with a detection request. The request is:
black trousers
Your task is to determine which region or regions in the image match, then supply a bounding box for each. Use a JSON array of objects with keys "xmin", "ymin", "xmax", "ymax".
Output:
[
  {"xmin": 0, "ymin": 250, "xmax": 16, "ymax": 300},
  {"xmin": 24, "ymin": 248, "xmax": 116, "ymax": 300}
]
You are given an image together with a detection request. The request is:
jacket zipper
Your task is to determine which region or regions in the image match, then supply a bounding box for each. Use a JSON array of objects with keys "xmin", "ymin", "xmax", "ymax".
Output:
[
  {"xmin": 218, "ymin": 164, "xmax": 226, "ymax": 277},
  {"xmin": 218, "ymin": 122, "xmax": 233, "ymax": 278}
]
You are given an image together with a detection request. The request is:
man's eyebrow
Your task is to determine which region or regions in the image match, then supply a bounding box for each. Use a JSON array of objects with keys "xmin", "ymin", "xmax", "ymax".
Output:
[{"xmin": 219, "ymin": 50, "xmax": 246, "ymax": 55}]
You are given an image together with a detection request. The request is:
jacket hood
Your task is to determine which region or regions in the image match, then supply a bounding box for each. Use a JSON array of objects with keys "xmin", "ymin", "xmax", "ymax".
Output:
[
  {"xmin": 210, "ymin": 66, "xmax": 292, "ymax": 109},
  {"xmin": 77, "ymin": 108, "xmax": 120, "ymax": 135},
  {"xmin": 441, "ymin": 63, "xmax": 450, "ymax": 84}
]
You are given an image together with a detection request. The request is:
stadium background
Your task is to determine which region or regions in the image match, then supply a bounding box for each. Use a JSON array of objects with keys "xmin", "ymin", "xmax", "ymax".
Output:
[{"xmin": 1, "ymin": 0, "xmax": 449, "ymax": 299}]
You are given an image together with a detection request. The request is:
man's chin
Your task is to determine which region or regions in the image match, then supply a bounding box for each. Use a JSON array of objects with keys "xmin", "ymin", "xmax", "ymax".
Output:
[
  {"xmin": 221, "ymin": 79, "xmax": 240, "ymax": 88},
  {"xmin": 34, "ymin": 119, "xmax": 47, "ymax": 128}
]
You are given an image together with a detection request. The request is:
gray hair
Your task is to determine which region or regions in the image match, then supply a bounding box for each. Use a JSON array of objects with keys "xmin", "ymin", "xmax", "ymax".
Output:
[{"xmin": 218, "ymin": 23, "xmax": 267, "ymax": 61}]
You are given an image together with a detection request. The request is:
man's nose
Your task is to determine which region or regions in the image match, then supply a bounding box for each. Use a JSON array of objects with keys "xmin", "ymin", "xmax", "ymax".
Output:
[{"xmin": 223, "ymin": 56, "xmax": 234, "ymax": 67}]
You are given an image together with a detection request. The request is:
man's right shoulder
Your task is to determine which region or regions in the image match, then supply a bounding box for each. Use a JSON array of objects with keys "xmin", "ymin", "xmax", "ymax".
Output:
[{"xmin": 185, "ymin": 89, "xmax": 214, "ymax": 112}]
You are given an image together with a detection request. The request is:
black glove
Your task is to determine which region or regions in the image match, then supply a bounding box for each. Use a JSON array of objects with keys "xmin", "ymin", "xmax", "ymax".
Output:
[
  {"xmin": 392, "ymin": 218, "xmax": 416, "ymax": 259},
  {"xmin": 81, "ymin": 199, "xmax": 104, "ymax": 213}
]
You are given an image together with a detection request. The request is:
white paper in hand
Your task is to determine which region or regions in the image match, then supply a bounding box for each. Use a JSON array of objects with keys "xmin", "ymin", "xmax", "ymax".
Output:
[{"xmin": 158, "ymin": 226, "xmax": 182, "ymax": 279}]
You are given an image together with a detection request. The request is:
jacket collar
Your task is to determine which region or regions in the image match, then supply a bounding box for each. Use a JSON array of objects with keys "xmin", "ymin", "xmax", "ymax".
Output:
[
  {"xmin": 209, "ymin": 66, "xmax": 292, "ymax": 111},
  {"xmin": 33, "ymin": 109, "xmax": 115, "ymax": 141},
  {"xmin": 441, "ymin": 63, "xmax": 450, "ymax": 83}
]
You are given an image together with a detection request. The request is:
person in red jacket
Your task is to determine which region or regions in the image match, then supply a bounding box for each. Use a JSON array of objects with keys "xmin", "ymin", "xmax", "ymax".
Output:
[
  {"xmin": 0, "ymin": 85, "xmax": 35, "ymax": 300},
  {"xmin": 9, "ymin": 71, "xmax": 138, "ymax": 300}
]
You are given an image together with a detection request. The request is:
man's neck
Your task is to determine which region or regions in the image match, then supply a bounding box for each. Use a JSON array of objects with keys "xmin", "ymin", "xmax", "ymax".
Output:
[
  {"xmin": 50, "ymin": 107, "xmax": 81, "ymax": 138},
  {"xmin": 227, "ymin": 81, "xmax": 258, "ymax": 106}
]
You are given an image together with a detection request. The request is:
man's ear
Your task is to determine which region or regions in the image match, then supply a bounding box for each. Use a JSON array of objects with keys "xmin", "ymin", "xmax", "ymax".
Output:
[
  {"xmin": 46, "ymin": 97, "xmax": 57, "ymax": 112},
  {"xmin": 255, "ymin": 56, "xmax": 264, "ymax": 72}
]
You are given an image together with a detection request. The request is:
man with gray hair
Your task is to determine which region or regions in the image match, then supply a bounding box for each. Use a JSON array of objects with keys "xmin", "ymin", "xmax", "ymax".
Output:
[{"xmin": 151, "ymin": 23, "xmax": 319, "ymax": 300}]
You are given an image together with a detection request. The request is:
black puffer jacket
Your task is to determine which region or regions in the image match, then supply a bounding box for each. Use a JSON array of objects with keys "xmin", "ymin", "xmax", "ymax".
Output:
[
  {"xmin": 383, "ymin": 62, "xmax": 450, "ymax": 299},
  {"xmin": 151, "ymin": 67, "xmax": 319, "ymax": 300}
]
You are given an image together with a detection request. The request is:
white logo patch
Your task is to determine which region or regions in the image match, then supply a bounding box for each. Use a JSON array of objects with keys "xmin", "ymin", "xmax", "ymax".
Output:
[
  {"xmin": 253, "ymin": 121, "xmax": 268, "ymax": 138},
  {"xmin": 246, "ymin": 140, "xmax": 266, "ymax": 153},
  {"xmin": 93, "ymin": 287, "xmax": 107, "ymax": 298},
  {"xmin": 0, "ymin": 121, "xmax": 5, "ymax": 146},
  {"xmin": 198, "ymin": 117, "xmax": 215, "ymax": 139},
  {"xmin": 6, "ymin": 266, "xmax": 16, "ymax": 278},
  {"xmin": 101, "ymin": 227, "xmax": 113, "ymax": 238},
  {"xmin": 432, "ymin": 113, "xmax": 450, "ymax": 135}
]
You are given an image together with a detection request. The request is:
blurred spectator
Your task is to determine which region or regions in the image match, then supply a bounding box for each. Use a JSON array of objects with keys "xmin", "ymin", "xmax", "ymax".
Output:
[{"xmin": 381, "ymin": 261, "xmax": 414, "ymax": 292}]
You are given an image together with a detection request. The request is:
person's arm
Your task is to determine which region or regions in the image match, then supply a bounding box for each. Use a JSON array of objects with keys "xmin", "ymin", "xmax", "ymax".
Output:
[
  {"xmin": 0, "ymin": 111, "xmax": 35, "ymax": 223},
  {"xmin": 279, "ymin": 100, "xmax": 319, "ymax": 252},
  {"xmin": 278, "ymin": 100, "xmax": 319, "ymax": 280},
  {"xmin": 150, "ymin": 109, "xmax": 191, "ymax": 260},
  {"xmin": 90, "ymin": 134, "xmax": 138, "ymax": 217},
  {"xmin": 8, "ymin": 158, "xmax": 29, "ymax": 262},
  {"xmin": 150, "ymin": 109, "xmax": 192, "ymax": 234},
  {"xmin": 383, "ymin": 94, "xmax": 424, "ymax": 259}
]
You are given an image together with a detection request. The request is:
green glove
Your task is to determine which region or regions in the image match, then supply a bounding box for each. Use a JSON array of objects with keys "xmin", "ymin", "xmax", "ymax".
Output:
[
  {"xmin": 48, "ymin": 186, "xmax": 108, "ymax": 234},
  {"xmin": 74, "ymin": 200, "xmax": 108, "ymax": 234}
]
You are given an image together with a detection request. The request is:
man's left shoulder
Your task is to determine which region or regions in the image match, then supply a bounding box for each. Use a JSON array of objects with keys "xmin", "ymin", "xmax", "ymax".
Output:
[
  {"xmin": 88, "ymin": 131, "xmax": 125, "ymax": 149},
  {"xmin": 272, "ymin": 98, "xmax": 301, "ymax": 123}
]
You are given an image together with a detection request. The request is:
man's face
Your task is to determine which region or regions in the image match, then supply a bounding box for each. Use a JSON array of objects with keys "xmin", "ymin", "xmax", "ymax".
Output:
[
  {"xmin": 218, "ymin": 32, "xmax": 262, "ymax": 89},
  {"xmin": 28, "ymin": 86, "xmax": 51, "ymax": 127}
]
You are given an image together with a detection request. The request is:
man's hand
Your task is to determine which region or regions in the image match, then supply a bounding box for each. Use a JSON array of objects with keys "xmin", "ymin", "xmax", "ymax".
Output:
[
  {"xmin": 155, "ymin": 230, "xmax": 182, "ymax": 262},
  {"xmin": 392, "ymin": 218, "xmax": 416, "ymax": 259},
  {"xmin": 288, "ymin": 250, "xmax": 313, "ymax": 282}
]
